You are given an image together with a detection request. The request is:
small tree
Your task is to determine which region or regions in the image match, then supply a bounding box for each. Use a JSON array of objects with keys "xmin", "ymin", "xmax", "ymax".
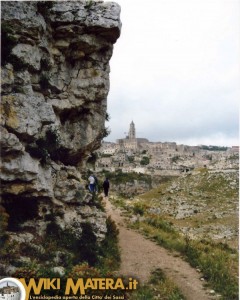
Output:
[
  {"xmin": 128, "ymin": 156, "xmax": 134, "ymax": 163},
  {"xmin": 140, "ymin": 156, "xmax": 150, "ymax": 165}
]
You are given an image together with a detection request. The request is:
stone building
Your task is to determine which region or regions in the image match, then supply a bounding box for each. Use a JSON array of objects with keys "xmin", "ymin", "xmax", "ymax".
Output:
[
  {"xmin": 116, "ymin": 121, "xmax": 149, "ymax": 151},
  {"xmin": 0, "ymin": 284, "xmax": 20, "ymax": 300},
  {"xmin": 96, "ymin": 121, "xmax": 238, "ymax": 174},
  {"xmin": 129, "ymin": 120, "xmax": 136, "ymax": 139}
]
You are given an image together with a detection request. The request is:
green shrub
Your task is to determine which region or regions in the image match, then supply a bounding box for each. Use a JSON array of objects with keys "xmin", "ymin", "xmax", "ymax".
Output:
[
  {"xmin": 12, "ymin": 265, "xmax": 39, "ymax": 280},
  {"xmin": 100, "ymin": 127, "xmax": 111, "ymax": 139},
  {"xmin": 69, "ymin": 262, "xmax": 100, "ymax": 279},
  {"xmin": 26, "ymin": 128, "xmax": 61, "ymax": 164},
  {"xmin": 133, "ymin": 203, "xmax": 145, "ymax": 216},
  {"xmin": 101, "ymin": 170, "xmax": 152, "ymax": 186},
  {"xmin": 105, "ymin": 112, "xmax": 111, "ymax": 121},
  {"xmin": 97, "ymin": 217, "xmax": 120, "ymax": 273},
  {"xmin": 171, "ymin": 155, "xmax": 180, "ymax": 163},
  {"xmin": 45, "ymin": 218, "xmax": 100, "ymax": 266},
  {"xmin": 129, "ymin": 286, "xmax": 154, "ymax": 300},
  {"xmin": 183, "ymin": 239, "xmax": 239, "ymax": 300},
  {"xmin": 76, "ymin": 222, "xmax": 99, "ymax": 265},
  {"xmin": 140, "ymin": 156, "xmax": 150, "ymax": 165},
  {"xmin": 128, "ymin": 156, "xmax": 134, "ymax": 163},
  {"xmin": 146, "ymin": 216, "xmax": 176, "ymax": 234},
  {"xmin": 68, "ymin": 263, "xmax": 126, "ymax": 298},
  {"xmin": 129, "ymin": 268, "xmax": 185, "ymax": 300},
  {"xmin": 0, "ymin": 239, "xmax": 20, "ymax": 263},
  {"xmin": 19, "ymin": 244, "xmax": 41, "ymax": 258},
  {"xmin": 84, "ymin": 0, "xmax": 94, "ymax": 10}
]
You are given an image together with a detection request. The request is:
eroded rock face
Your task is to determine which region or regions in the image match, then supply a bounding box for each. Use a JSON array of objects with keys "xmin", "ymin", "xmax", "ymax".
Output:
[
  {"xmin": 1, "ymin": 0, "xmax": 121, "ymax": 164},
  {"xmin": 0, "ymin": 0, "xmax": 121, "ymax": 267}
]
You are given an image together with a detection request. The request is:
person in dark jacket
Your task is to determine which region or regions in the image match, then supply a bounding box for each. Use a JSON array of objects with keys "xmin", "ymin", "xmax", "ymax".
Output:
[{"xmin": 103, "ymin": 178, "xmax": 110, "ymax": 197}]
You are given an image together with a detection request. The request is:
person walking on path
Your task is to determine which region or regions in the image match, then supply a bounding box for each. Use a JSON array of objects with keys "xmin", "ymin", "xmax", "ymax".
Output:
[
  {"xmin": 103, "ymin": 178, "xmax": 110, "ymax": 197},
  {"xmin": 88, "ymin": 174, "xmax": 95, "ymax": 193}
]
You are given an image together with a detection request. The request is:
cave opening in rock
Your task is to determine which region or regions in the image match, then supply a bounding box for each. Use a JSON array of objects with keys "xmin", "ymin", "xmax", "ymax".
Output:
[{"xmin": 2, "ymin": 197, "xmax": 39, "ymax": 232}]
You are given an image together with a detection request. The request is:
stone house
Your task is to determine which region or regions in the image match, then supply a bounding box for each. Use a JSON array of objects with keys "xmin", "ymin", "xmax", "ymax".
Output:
[
  {"xmin": 96, "ymin": 157, "xmax": 112, "ymax": 168},
  {"xmin": 0, "ymin": 285, "xmax": 20, "ymax": 300}
]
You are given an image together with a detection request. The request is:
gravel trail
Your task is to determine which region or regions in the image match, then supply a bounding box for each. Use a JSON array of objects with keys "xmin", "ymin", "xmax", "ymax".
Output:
[{"xmin": 104, "ymin": 197, "xmax": 217, "ymax": 300}]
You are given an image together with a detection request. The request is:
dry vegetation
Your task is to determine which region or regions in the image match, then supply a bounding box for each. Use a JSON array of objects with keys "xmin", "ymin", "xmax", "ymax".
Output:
[{"xmin": 110, "ymin": 170, "xmax": 239, "ymax": 299}]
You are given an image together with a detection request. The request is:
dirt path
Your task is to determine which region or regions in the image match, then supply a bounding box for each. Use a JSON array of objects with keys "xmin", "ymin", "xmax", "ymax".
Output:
[{"xmin": 103, "ymin": 196, "xmax": 217, "ymax": 300}]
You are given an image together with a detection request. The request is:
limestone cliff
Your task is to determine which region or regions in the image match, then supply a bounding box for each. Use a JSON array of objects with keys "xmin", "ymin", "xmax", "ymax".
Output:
[{"xmin": 0, "ymin": 0, "xmax": 121, "ymax": 274}]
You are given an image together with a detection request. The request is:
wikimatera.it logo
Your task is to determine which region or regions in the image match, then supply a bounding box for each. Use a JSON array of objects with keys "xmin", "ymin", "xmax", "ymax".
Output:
[{"xmin": 0, "ymin": 277, "xmax": 139, "ymax": 300}]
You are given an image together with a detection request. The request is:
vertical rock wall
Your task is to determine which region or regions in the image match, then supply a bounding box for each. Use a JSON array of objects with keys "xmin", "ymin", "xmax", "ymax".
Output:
[{"xmin": 0, "ymin": 0, "xmax": 121, "ymax": 259}]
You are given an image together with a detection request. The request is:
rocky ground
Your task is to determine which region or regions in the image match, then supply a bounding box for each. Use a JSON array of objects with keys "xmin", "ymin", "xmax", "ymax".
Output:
[
  {"xmin": 118, "ymin": 170, "xmax": 239, "ymax": 249},
  {"xmin": 107, "ymin": 169, "xmax": 239, "ymax": 299}
]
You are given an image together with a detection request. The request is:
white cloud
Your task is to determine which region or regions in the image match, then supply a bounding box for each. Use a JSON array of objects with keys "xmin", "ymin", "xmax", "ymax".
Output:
[{"xmin": 106, "ymin": 0, "xmax": 240, "ymax": 146}]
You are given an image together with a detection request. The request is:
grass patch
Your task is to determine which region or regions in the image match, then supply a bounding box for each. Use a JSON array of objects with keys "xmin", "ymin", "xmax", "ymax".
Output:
[
  {"xmin": 129, "ymin": 268, "xmax": 185, "ymax": 300},
  {"xmin": 109, "ymin": 195, "xmax": 128, "ymax": 210},
  {"xmin": 131, "ymin": 220, "xmax": 185, "ymax": 254},
  {"xmin": 97, "ymin": 216, "xmax": 121, "ymax": 273},
  {"xmin": 101, "ymin": 169, "xmax": 152, "ymax": 186},
  {"xmin": 184, "ymin": 239, "xmax": 238, "ymax": 299},
  {"xmin": 129, "ymin": 217, "xmax": 238, "ymax": 300},
  {"xmin": 132, "ymin": 203, "xmax": 146, "ymax": 216}
]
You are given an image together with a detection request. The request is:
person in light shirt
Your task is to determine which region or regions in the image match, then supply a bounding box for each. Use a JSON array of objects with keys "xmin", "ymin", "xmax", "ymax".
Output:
[{"xmin": 88, "ymin": 174, "xmax": 95, "ymax": 193}]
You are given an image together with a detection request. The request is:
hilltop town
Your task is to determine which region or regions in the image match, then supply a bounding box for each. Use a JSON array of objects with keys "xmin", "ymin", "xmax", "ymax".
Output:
[
  {"xmin": 95, "ymin": 121, "xmax": 239, "ymax": 175},
  {"xmin": 0, "ymin": 283, "xmax": 19, "ymax": 300}
]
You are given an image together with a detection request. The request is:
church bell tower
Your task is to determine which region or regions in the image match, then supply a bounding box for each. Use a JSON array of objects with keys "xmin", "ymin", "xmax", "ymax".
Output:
[{"xmin": 129, "ymin": 121, "xmax": 136, "ymax": 139}]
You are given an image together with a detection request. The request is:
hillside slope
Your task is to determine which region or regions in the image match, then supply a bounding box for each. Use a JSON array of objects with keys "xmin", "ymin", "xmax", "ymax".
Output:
[
  {"xmin": 109, "ymin": 170, "xmax": 238, "ymax": 299},
  {"xmin": 129, "ymin": 170, "xmax": 238, "ymax": 248}
]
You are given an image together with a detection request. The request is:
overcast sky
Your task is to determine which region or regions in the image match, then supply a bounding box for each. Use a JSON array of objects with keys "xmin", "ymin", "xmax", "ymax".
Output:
[{"xmin": 105, "ymin": 0, "xmax": 239, "ymax": 146}]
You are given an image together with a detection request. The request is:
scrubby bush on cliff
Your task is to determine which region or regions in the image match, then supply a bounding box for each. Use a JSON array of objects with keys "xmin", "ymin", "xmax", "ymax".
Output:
[
  {"xmin": 12, "ymin": 265, "xmax": 39, "ymax": 280},
  {"xmin": 0, "ymin": 239, "xmax": 20, "ymax": 266},
  {"xmin": 42, "ymin": 204, "xmax": 120, "ymax": 271},
  {"xmin": 69, "ymin": 262, "xmax": 100, "ymax": 279},
  {"xmin": 98, "ymin": 216, "xmax": 120, "ymax": 273},
  {"xmin": 10, "ymin": 213, "xmax": 121, "ymax": 285},
  {"xmin": 26, "ymin": 128, "xmax": 61, "ymax": 164}
]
